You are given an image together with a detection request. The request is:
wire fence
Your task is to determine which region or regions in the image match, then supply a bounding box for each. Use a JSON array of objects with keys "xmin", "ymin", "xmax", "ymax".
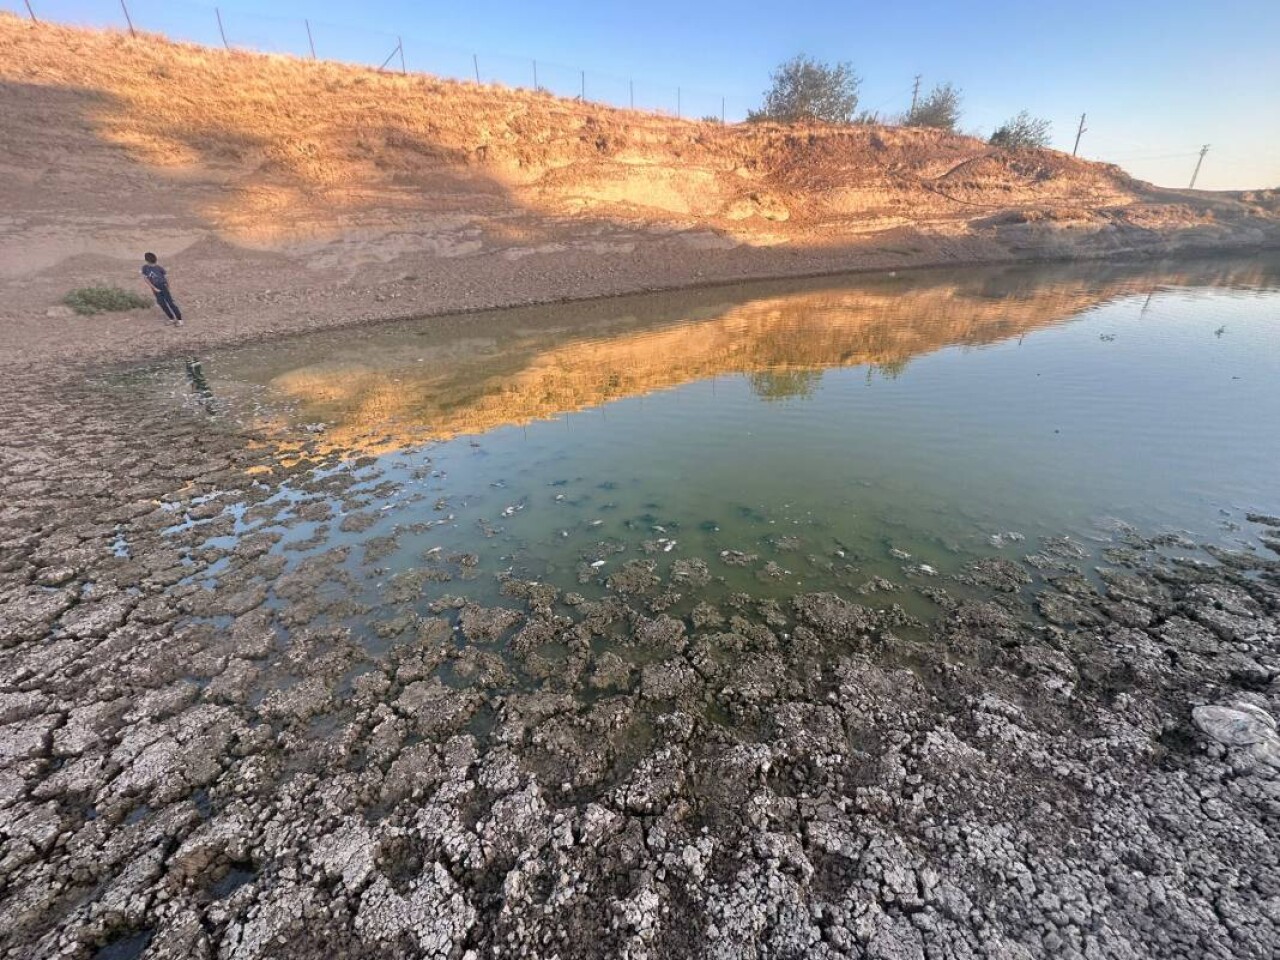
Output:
[{"xmin": 8, "ymin": 0, "xmax": 759, "ymax": 123}]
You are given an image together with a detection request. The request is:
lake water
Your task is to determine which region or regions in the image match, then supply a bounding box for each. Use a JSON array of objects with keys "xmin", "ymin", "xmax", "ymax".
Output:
[{"xmin": 139, "ymin": 255, "xmax": 1280, "ymax": 627}]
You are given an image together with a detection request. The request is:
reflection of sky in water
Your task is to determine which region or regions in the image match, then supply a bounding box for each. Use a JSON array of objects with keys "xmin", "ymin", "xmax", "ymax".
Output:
[{"xmin": 161, "ymin": 257, "xmax": 1280, "ymax": 612}]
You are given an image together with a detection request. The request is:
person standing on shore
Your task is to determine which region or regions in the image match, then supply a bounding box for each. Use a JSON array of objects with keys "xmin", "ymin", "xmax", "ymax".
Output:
[{"xmin": 141, "ymin": 252, "xmax": 183, "ymax": 326}]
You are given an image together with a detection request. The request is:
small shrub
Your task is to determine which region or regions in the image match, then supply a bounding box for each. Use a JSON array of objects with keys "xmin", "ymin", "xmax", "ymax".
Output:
[
  {"xmin": 905, "ymin": 82, "xmax": 962, "ymax": 131},
  {"xmin": 700, "ymin": 115, "xmax": 723, "ymax": 124},
  {"xmin": 754, "ymin": 55, "xmax": 861, "ymax": 124},
  {"xmin": 989, "ymin": 111, "xmax": 1052, "ymax": 149},
  {"xmin": 63, "ymin": 286, "xmax": 152, "ymax": 315}
]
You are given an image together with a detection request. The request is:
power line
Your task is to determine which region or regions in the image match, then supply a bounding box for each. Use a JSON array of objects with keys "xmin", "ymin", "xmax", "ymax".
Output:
[{"xmin": 1106, "ymin": 151, "xmax": 1202, "ymax": 162}]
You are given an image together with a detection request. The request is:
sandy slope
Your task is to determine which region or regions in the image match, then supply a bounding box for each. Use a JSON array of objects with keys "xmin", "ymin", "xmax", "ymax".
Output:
[{"xmin": 1, "ymin": 12, "xmax": 1278, "ymax": 368}]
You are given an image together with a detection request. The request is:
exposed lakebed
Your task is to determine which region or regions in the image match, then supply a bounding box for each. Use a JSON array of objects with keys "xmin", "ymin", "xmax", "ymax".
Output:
[{"xmin": 3, "ymin": 256, "xmax": 1279, "ymax": 959}]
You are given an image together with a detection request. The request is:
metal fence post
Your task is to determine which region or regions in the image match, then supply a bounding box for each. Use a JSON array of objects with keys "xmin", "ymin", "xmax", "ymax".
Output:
[
  {"xmin": 630, "ymin": 79, "xmax": 634, "ymax": 109},
  {"xmin": 215, "ymin": 7, "xmax": 228, "ymax": 49},
  {"xmin": 532, "ymin": 59, "xmax": 538, "ymax": 90},
  {"xmin": 677, "ymin": 87, "xmax": 681, "ymax": 119},
  {"xmin": 580, "ymin": 70, "xmax": 585, "ymax": 101},
  {"xmin": 305, "ymin": 19, "xmax": 316, "ymax": 59},
  {"xmin": 120, "ymin": 0, "xmax": 135, "ymax": 37}
]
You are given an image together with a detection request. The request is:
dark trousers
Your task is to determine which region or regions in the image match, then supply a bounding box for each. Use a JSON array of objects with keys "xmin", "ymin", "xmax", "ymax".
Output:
[{"xmin": 153, "ymin": 287, "xmax": 182, "ymax": 322}]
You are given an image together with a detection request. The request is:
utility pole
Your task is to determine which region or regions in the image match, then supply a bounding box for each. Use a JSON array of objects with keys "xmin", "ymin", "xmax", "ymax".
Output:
[
  {"xmin": 120, "ymin": 1, "xmax": 135, "ymax": 37},
  {"xmin": 1189, "ymin": 144, "xmax": 1210, "ymax": 189},
  {"xmin": 1072, "ymin": 113, "xmax": 1087, "ymax": 157},
  {"xmin": 23, "ymin": 1, "xmax": 37, "ymax": 23},
  {"xmin": 215, "ymin": 7, "xmax": 228, "ymax": 49},
  {"xmin": 910, "ymin": 74, "xmax": 921, "ymax": 115},
  {"xmin": 305, "ymin": 19, "xmax": 316, "ymax": 59}
]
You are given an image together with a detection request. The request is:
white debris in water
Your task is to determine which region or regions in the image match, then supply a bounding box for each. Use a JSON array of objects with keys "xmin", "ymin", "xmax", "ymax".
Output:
[{"xmin": 590, "ymin": 560, "xmax": 608, "ymax": 568}]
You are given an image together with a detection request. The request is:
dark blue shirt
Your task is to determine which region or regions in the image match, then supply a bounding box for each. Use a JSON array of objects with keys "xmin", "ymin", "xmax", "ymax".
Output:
[{"xmin": 142, "ymin": 264, "xmax": 169, "ymax": 290}]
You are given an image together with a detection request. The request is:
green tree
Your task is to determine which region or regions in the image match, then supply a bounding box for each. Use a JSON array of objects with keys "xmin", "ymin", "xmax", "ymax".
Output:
[
  {"xmin": 989, "ymin": 110, "xmax": 1052, "ymax": 148},
  {"xmin": 906, "ymin": 82, "xmax": 962, "ymax": 131},
  {"xmin": 751, "ymin": 55, "xmax": 860, "ymax": 124}
]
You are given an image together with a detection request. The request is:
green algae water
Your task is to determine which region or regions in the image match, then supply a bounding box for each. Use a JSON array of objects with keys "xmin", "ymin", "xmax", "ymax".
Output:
[{"xmin": 135, "ymin": 255, "xmax": 1280, "ymax": 628}]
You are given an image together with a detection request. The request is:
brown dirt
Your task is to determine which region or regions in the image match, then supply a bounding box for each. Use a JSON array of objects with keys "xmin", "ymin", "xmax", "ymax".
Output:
[{"xmin": 1, "ymin": 11, "xmax": 1278, "ymax": 372}]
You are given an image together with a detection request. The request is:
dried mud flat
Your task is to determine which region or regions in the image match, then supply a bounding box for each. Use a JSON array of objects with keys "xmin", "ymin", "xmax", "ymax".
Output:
[{"xmin": 1, "ymin": 359, "xmax": 1278, "ymax": 960}]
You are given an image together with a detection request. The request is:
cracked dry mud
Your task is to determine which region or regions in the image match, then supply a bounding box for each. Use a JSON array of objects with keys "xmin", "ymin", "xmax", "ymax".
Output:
[{"xmin": 2, "ymin": 365, "xmax": 1279, "ymax": 960}]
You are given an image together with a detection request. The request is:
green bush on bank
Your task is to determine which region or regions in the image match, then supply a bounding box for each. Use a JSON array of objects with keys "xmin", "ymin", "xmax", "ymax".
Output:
[{"xmin": 63, "ymin": 286, "xmax": 153, "ymax": 315}]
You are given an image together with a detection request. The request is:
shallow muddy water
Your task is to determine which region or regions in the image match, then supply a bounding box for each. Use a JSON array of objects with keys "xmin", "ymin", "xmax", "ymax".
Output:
[{"xmin": 131, "ymin": 256, "xmax": 1280, "ymax": 629}]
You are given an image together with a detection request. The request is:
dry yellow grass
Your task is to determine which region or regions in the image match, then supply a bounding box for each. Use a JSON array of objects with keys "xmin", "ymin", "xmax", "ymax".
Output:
[{"xmin": 4, "ymin": 10, "xmax": 1263, "ymax": 249}]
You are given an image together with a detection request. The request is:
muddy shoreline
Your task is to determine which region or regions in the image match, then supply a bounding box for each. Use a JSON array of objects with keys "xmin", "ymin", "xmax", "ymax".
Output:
[
  {"xmin": 113, "ymin": 242, "xmax": 1280, "ymax": 374},
  {"xmin": 9, "ymin": 241, "xmax": 1280, "ymax": 381},
  {"xmin": 1, "ymin": 349, "xmax": 1278, "ymax": 959}
]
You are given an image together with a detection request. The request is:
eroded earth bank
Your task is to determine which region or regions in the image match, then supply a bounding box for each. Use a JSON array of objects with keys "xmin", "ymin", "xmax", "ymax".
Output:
[{"xmin": 1, "ymin": 322, "xmax": 1279, "ymax": 960}]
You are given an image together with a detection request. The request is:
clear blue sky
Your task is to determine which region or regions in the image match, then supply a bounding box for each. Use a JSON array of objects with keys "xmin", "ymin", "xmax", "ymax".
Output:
[{"xmin": 10, "ymin": 0, "xmax": 1279, "ymax": 189}]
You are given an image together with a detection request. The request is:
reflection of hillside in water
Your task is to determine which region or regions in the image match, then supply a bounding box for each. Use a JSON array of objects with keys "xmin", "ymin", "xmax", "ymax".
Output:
[{"xmin": 217, "ymin": 257, "xmax": 1280, "ymax": 454}]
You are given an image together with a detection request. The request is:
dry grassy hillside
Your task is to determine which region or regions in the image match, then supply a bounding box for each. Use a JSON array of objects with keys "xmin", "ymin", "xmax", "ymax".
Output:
[{"xmin": 1, "ymin": 12, "xmax": 1277, "ymax": 365}]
